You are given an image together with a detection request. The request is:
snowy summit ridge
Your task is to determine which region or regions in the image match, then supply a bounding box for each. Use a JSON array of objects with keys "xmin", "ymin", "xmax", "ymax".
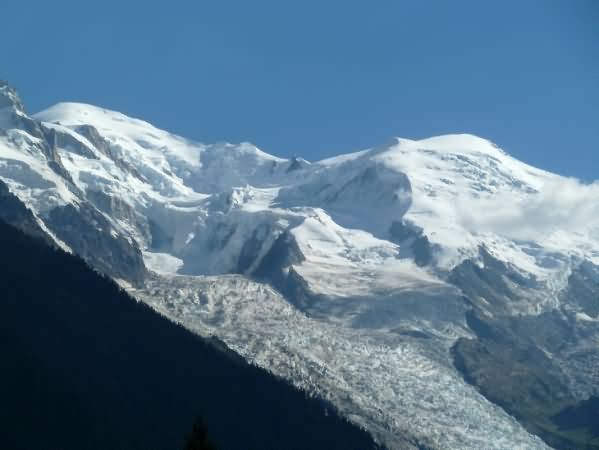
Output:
[{"xmin": 2, "ymin": 85, "xmax": 599, "ymax": 450}]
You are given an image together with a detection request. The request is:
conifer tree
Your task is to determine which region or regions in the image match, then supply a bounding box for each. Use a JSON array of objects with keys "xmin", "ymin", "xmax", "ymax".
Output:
[{"xmin": 184, "ymin": 417, "xmax": 216, "ymax": 450}]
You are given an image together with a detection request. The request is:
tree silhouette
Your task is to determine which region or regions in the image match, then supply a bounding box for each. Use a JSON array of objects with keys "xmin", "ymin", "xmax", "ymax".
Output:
[{"xmin": 184, "ymin": 417, "xmax": 216, "ymax": 450}]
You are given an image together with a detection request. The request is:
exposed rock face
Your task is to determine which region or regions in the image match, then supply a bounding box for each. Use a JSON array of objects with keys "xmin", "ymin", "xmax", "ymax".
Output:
[
  {"xmin": 250, "ymin": 230, "xmax": 315, "ymax": 307},
  {"xmin": 453, "ymin": 310, "xmax": 575, "ymax": 408},
  {"xmin": 452, "ymin": 308, "xmax": 599, "ymax": 450},
  {"xmin": 449, "ymin": 251, "xmax": 599, "ymax": 449},
  {"xmin": 46, "ymin": 203, "xmax": 146, "ymax": 286},
  {"xmin": 148, "ymin": 219, "xmax": 173, "ymax": 251},
  {"xmin": 389, "ymin": 220, "xmax": 434, "ymax": 267},
  {"xmin": 237, "ymin": 223, "xmax": 274, "ymax": 274},
  {"xmin": 562, "ymin": 261, "xmax": 599, "ymax": 318},
  {"xmin": 45, "ymin": 125, "xmax": 98, "ymax": 159},
  {"xmin": 253, "ymin": 231, "xmax": 305, "ymax": 277},
  {"xmin": 0, "ymin": 180, "xmax": 53, "ymax": 245},
  {"xmin": 285, "ymin": 156, "xmax": 309, "ymax": 173},
  {"xmin": 0, "ymin": 83, "xmax": 147, "ymax": 286},
  {"xmin": 0, "ymin": 80, "xmax": 25, "ymax": 112},
  {"xmin": 449, "ymin": 247, "xmax": 540, "ymax": 315},
  {"xmin": 73, "ymin": 124, "xmax": 148, "ymax": 182},
  {"xmin": 86, "ymin": 189, "xmax": 151, "ymax": 242}
]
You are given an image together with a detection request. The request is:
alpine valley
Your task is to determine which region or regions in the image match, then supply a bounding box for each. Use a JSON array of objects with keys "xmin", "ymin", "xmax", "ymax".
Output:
[{"xmin": 1, "ymin": 81, "xmax": 598, "ymax": 449}]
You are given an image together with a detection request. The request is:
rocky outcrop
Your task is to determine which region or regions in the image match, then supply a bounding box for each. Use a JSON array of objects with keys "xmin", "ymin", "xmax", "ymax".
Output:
[
  {"xmin": 73, "ymin": 124, "xmax": 148, "ymax": 183},
  {"xmin": 389, "ymin": 220, "xmax": 435, "ymax": 267},
  {"xmin": 251, "ymin": 230, "xmax": 312, "ymax": 306},
  {"xmin": 449, "ymin": 247, "xmax": 539, "ymax": 315},
  {"xmin": 452, "ymin": 308, "xmax": 599, "ymax": 450},
  {"xmin": 0, "ymin": 180, "xmax": 53, "ymax": 246},
  {"xmin": 45, "ymin": 203, "xmax": 146, "ymax": 285},
  {"xmin": 450, "ymin": 255, "xmax": 599, "ymax": 449},
  {"xmin": 561, "ymin": 261, "xmax": 599, "ymax": 318},
  {"xmin": 0, "ymin": 81, "xmax": 25, "ymax": 112}
]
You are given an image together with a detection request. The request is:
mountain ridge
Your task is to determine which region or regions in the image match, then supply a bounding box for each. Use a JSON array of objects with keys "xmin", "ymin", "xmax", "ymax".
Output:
[{"xmin": 2, "ymin": 81, "xmax": 598, "ymax": 449}]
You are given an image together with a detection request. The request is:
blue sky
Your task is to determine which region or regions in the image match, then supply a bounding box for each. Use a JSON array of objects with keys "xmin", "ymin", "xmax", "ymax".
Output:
[{"xmin": 2, "ymin": 0, "xmax": 598, "ymax": 180}]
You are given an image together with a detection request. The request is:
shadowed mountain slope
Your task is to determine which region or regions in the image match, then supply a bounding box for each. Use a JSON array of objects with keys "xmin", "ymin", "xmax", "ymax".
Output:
[{"xmin": 0, "ymin": 219, "xmax": 379, "ymax": 450}]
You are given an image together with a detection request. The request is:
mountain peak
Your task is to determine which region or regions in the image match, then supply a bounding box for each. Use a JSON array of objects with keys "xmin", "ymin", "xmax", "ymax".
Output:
[
  {"xmin": 415, "ymin": 133, "xmax": 505, "ymax": 156},
  {"xmin": 0, "ymin": 81, "xmax": 25, "ymax": 113},
  {"xmin": 378, "ymin": 133, "xmax": 506, "ymax": 158}
]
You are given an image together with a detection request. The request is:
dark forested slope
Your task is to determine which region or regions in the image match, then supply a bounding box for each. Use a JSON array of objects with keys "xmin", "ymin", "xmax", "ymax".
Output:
[{"xmin": 0, "ymin": 219, "xmax": 378, "ymax": 450}]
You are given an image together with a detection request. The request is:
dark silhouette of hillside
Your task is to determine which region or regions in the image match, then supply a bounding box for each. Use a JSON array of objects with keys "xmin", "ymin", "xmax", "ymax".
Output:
[{"xmin": 0, "ymin": 219, "xmax": 379, "ymax": 450}]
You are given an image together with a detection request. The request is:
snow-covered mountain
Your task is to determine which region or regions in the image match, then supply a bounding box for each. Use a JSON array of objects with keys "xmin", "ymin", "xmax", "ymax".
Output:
[{"xmin": 2, "ymin": 80, "xmax": 599, "ymax": 449}]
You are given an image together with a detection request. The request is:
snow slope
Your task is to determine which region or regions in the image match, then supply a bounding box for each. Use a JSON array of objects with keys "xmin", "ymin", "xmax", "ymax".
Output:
[{"xmin": 32, "ymin": 102, "xmax": 599, "ymax": 295}]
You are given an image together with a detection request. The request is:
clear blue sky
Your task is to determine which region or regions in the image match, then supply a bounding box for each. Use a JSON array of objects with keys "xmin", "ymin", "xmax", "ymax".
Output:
[{"xmin": 2, "ymin": 0, "xmax": 598, "ymax": 180}]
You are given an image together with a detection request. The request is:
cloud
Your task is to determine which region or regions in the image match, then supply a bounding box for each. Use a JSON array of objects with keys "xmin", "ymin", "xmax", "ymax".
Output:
[{"xmin": 455, "ymin": 177, "xmax": 599, "ymax": 242}]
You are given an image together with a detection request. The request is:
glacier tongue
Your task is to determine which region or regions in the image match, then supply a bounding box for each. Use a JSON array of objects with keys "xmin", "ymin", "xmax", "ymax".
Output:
[
  {"xmin": 2, "ymin": 88, "xmax": 599, "ymax": 449},
  {"xmin": 135, "ymin": 273, "xmax": 550, "ymax": 450}
]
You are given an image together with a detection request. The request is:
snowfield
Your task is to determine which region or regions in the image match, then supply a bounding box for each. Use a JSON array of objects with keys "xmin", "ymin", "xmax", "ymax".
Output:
[{"xmin": 2, "ymin": 82, "xmax": 598, "ymax": 449}]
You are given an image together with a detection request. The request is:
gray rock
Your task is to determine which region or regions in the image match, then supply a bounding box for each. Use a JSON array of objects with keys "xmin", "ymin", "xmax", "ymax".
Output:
[
  {"xmin": 45, "ymin": 203, "xmax": 146, "ymax": 286},
  {"xmin": 0, "ymin": 179, "xmax": 53, "ymax": 246}
]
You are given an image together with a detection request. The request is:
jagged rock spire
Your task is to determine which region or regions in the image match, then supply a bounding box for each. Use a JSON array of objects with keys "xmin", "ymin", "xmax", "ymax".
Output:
[{"xmin": 0, "ymin": 80, "xmax": 25, "ymax": 112}]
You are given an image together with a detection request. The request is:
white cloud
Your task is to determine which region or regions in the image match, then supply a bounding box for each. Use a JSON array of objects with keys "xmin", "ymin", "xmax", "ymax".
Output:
[{"xmin": 456, "ymin": 177, "xmax": 599, "ymax": 242}]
